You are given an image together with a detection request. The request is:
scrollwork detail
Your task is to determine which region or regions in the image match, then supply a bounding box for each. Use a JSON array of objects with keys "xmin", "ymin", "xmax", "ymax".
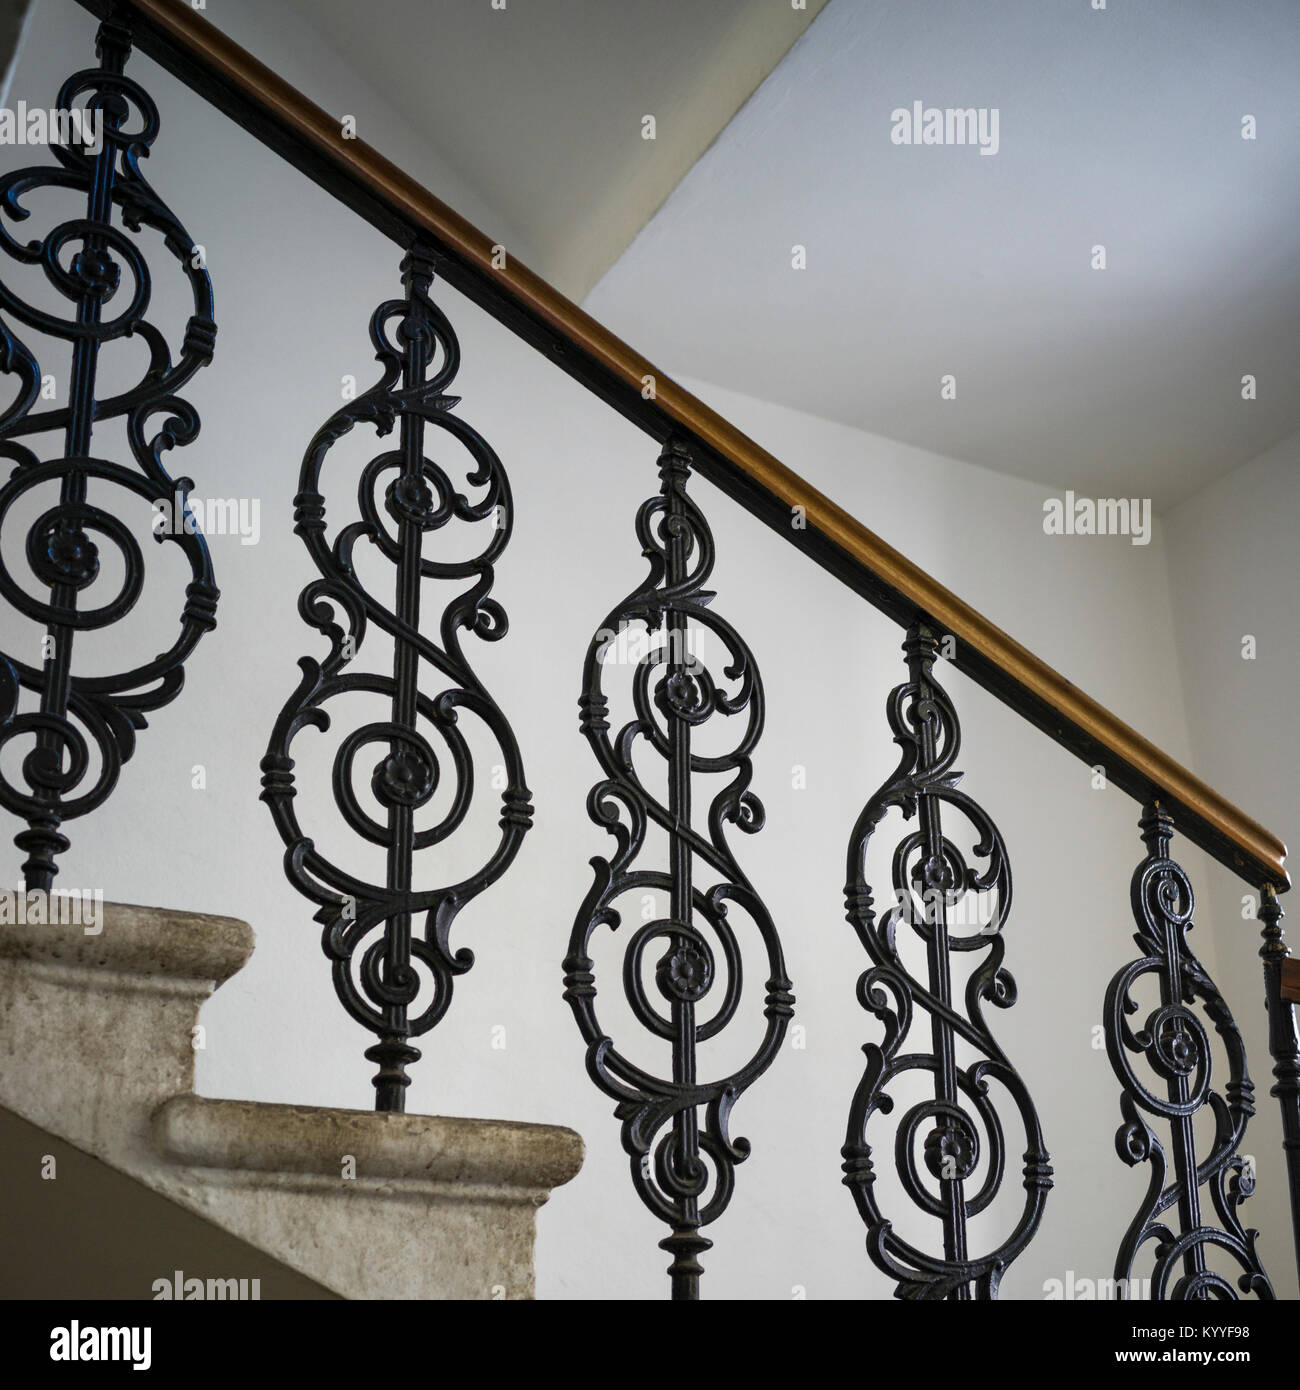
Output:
[
  {"xmin": 841, "ymin": 624, "xmax": 1051, "ymax": 1299},
  {"xmin": 261, "ymin": 244, "xmax": 530, "ymax": 1110},
  {"xmin": 0, "ymin": 16, "xmax": 217, "ymax": 888},
  {"xmin": 1104, "ymin": 805, "xmax": 1273, "ymax": 1300},
  {"xmin": 563, "ymin": 439, "xmax": 792, "ymax": 1299}
]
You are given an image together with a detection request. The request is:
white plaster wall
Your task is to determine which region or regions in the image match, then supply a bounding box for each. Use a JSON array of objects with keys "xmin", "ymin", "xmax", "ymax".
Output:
[
  {"xmin": 1164, "ymin": 433, "xmax": 1300, "ymax": 1302},
  {"xmin": 0, "ymin": 0, "xmax": 1289, "ymax": 1301}
]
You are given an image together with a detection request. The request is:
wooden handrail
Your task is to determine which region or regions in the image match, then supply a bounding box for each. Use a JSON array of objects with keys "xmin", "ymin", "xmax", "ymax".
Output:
[{"xmin": 78, "ymin": 0, "xmax": 1288, "ymax": 891}]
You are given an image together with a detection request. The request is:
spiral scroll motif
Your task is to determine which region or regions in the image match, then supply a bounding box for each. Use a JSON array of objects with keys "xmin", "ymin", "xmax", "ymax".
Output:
[
  {"xmin": 1104, "ymin": 805, "xmax": 1273, "ymax": 1299},
  {"xmin": 563, "ymin": 440, "xmax": 793, "ymax": 1299},
  {"xmin": 841, "ymin": 625, "xmax": 1051, "ymax": 1299},
  {"xmin": 261, "ymin": 245, "xmax": 531, "ymax": 1111},
  {"xmin": 0, "ymin": 17, "xmax": 217, "ymax": 888}
]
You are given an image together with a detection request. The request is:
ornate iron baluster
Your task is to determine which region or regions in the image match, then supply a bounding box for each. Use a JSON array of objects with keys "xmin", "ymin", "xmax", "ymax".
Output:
[
  {"xmin": 1104, "ymin": 805, "xmax": 1272, "ymax": 1298},
  {"xmin": 841, "ymin": 624, "xmax": 1050, "ymax": 1299},
  {"xmin": 563, "ymin": 439, "xmax": 792, "ymax": 1299},
  {"xmin": 0, "ymin": 13, "xmax": 217, "ymax": 889},
  {"xmin": 261, "ymin": 243, "xmax": 531, "ymax": 1112},
  {"xmin": 1257, "ymin": 885, "xmax": 1300, "ymax": 1284}
]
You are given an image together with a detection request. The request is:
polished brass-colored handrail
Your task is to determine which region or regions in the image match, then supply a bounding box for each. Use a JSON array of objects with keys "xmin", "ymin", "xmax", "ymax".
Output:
[{"xmin": 79, "ymin": 0, "xmax": 1288, "ymax": 890}]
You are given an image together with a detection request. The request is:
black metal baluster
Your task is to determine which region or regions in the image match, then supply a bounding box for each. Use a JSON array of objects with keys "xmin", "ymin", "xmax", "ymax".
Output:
[
  {"xmin": 661, "ymin": 459, "xmax": 705, "ymax": 1297},
  {"xmin": 563, "ymin": 438, "xmax": 792, "ymax": 1299},
  {"xmin": 841, "ymin": 624, "xmax": 1050, "ymax": 1299},
  {"xmin": 1258, "ymin": 884, "xmax": 1300, "ymax": 1284},
  {"xmin": 1104, "ymin": 804, "xmax": 1272, "ymax": 1298},
  {"xmin": 261, "ymin": 242, "xmax": 531, "ymax": 1110},
  {"xmin": 0, "ymin": 13, "xmax": 217, "ymax": 887}
]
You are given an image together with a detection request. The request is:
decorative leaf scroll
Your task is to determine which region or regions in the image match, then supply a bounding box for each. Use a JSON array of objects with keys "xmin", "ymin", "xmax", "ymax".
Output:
[
  {"xmin": 0, "ymin": 16, "xmax": 217, "ymax": 887},
  {"xmin": 842, "ymin": 624, "xmax": 1051, "ymax": 1299},
  {"xmin": 1104, "ymin": 805, "xmax": 1273, "ymax": 1299},
  {"xmin": 563, "ymin": 439, "xmax": 792, "ymax": 1299},
  {"xmin": 261, "ymin": 245, "xmax": 531, "ymax": 1110}
]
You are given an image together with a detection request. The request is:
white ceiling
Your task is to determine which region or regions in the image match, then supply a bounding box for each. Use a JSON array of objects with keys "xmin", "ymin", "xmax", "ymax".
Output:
[
  {"xmin": 279, "ymin": 0, "xmax": 1300, "ymax": 508},
  {"xmin": 586, "ymin": 0, "xmax": 1300, "ymax": 510},
  {"xmin": 283, "ymin": 0, "xmax": 828, "ymax": 301}
]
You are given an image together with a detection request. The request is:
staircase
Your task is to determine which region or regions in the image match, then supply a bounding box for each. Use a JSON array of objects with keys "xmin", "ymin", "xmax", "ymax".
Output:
[
  {"xmin": 0, "ymin": 897, "xmax": 582, "ymax": 1298},
  {"xmin": 0, "ymin": 0, "xmax": 1297, "ymax": 1304}
]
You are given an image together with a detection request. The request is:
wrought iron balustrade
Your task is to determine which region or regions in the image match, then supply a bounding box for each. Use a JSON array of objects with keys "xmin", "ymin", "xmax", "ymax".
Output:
[
  {"xmin": 0, "ymin": 0, "xmax": 1295, "ymax": 1301},
  {"xmin": 564, "ymin": 438, "xmax": 792, "ymax": 1299},
  {"xmin": 0, "ymin": 11, "xmax": 216, "ymax": 892},
  {"xmin": 1104, "ymin": 806, "xmax": 1272, "ymax": 1300},
  {"xmin": 842, "ymin": 623, "xmax": 1051, "ymax": 1300},
  {"xmin": 259, "ymin": 241, "xmax": 531, "ymax": 1112}
]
